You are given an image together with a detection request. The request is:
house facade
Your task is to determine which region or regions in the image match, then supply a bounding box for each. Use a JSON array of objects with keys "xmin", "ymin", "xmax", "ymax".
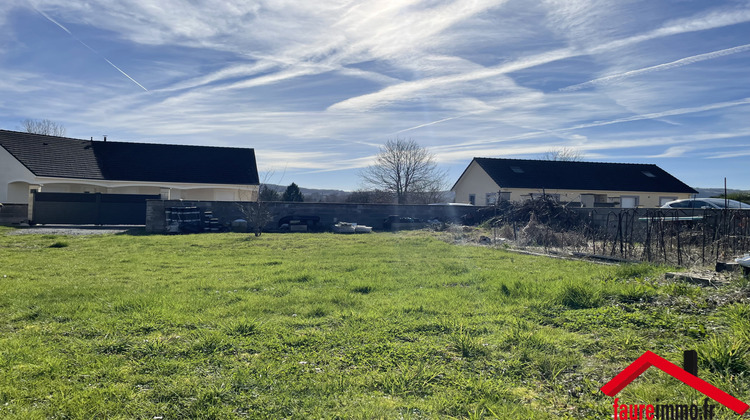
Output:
[
  {"xmin": 0, "ymin": 130, "xmax": 259, "ymax": 204},
  {"xmin": 452, "ymin": 158, "xmax": 697, "ymax": 208}
]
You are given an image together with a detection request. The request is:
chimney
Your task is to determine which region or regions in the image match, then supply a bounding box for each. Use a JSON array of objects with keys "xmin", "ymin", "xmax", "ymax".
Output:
[{"xmin": 103, "ymin": 135, "xmax": 107, "ymax": 142}]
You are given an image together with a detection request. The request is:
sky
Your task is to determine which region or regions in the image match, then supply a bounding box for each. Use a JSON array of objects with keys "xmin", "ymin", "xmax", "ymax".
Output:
[{"xmin": 1, "ymin": 0, "xmax": 749, "ymax": 191}]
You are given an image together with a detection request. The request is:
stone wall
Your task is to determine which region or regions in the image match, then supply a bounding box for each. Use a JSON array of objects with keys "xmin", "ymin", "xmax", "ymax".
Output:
[{"xmin": 146, "ymin": 200, "xmax": 479, "ymax": 233}]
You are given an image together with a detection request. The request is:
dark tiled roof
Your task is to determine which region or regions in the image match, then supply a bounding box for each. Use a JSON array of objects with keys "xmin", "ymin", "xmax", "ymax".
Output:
[
  {"xmin": 468, "ymin": 157, "xmax": 696, "ymax": 194},
  {"xmin": 0, "ymin": 130, "xmax": 259, "ymax": 185}
]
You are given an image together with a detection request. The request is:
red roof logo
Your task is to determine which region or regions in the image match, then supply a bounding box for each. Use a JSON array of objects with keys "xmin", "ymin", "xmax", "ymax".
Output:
[
  {"xmin": 601, "ymin": 351, "xmax": 750, "ymax": 414},
  {"xmin": 600, "ymin": 351, "xmax": 748, "ymax": 415}
]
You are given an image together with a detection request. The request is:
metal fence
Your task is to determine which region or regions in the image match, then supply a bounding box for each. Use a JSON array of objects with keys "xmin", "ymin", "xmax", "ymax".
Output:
[
  {"xmin": 589, "ymin": 208, "xmax": 750, "ymax": 266},
  {"xmin": 479, "ymin": 200, "xmax": 750, "ymax": 267}
]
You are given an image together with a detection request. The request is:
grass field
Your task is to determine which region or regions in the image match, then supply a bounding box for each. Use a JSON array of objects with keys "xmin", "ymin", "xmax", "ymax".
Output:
[{"xmin": 0, "ymin": 228, "xmax": 748, "ymax": 419}]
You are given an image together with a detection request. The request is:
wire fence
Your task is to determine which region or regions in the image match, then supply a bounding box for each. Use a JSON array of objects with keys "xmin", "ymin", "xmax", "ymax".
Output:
[
  {"xmin": 589, "ymin": 208, "xmax": 750, "ymax": 266},
  {"xmin": 474, "ymin": 198, "xmax": 750, "ymax": 267}
]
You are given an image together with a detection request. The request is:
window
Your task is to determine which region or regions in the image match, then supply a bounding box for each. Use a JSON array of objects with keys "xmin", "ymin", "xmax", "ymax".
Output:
[
  {"xmin": 690, "ymin": 200, "xmax": 711, "ymax": 209},
  {"xmin": 468, "ymin": 194, "xmax": 476, "ymax": 205},
  {"xmin": 669, "ymin": 200, "xmax": 690, "ymax": 208},
  {"xmin": 486, "ymin": 193, "xmax": 497, "ymax": 205},
  {"xmin": 620, "ymin": 196, "xmax": 639, "ymax": 208},
  {"xmin": 659, "ymin": 196, "xmax": 677, "ymax": 206},
  {"xmin": 642, "ymin": 171, "xmax": 656, "ymax": 178},
  {"xmin": 510, "ymin": 166, "xmax": 524, "ymax": 173}
]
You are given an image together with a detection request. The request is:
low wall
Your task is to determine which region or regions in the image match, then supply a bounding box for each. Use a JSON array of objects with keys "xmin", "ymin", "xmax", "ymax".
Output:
[
  {"xmin": 146, "ymin": 200, "xmax": 479, "ymax": 233},
  {"xmin": 0, "ymin": 204, "xmax": 28, "ymax": 225},
  {"xmin": 145, "ymin": 201, "xmax": 740, "ymax": 235}
]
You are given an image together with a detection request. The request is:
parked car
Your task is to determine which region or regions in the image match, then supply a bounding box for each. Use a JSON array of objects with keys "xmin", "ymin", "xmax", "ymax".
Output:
[{"xmin": 660, "ymin": 198, "xmax": 750, "ymax": 209}]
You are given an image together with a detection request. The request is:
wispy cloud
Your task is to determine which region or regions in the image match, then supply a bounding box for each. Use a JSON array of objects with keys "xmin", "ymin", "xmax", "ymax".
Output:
[
  {"xmin": 564, "ymin": 97, "xmax": 750, "ymax": 131},
  {"xmin": 328, "ymin": 5, "xmax": 750, "ymax": 112},
  {"xmin": 707, "ymin": 150, "xmax": 750, "ymax": 159}
]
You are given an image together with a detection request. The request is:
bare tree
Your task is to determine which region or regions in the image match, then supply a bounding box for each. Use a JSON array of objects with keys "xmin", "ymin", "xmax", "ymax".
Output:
[
  {"xmin": 21, "ymin": 119, "xmax": 66, "ymax": 137},
  {"xmin": 540, "ymin": 147, "xmax": 583, "ymax": 162},
  {"xmin": 360, "ymin": 138, "xmax": 447, "ymax": 204},
  {"xmin": 238, "ymin": 172, "xmax": 275, "ymax": 236},
  {"xmin": 239, "ymin": 201, "xmax": 273, "ymax": 237}
]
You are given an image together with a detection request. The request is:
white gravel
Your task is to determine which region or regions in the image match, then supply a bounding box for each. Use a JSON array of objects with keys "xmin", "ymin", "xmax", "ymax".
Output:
[{"xmin": 5, "ymin": 225, "xmax": 135, "ymax": 235}]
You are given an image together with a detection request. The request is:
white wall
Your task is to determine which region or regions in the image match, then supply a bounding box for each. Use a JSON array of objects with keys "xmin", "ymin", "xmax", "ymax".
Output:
[
  {"xmin": 452, "ymin": 160, "xmax": 500, "ymax": 205},
  {"xmin": 181, "ymin": 187, "xmax": 258, "ymax": 201},
  {"xmin": 0, "ymin": 147, "xmax": 36, "ymax": 203}
]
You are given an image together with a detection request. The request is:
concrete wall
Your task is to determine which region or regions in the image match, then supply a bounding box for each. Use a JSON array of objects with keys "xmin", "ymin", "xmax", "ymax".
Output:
[
  {"xmin": 147, "ymin": 200, "xmax": 479, "ymax": 233},
  {"xmin": 35, "ymin": 181, "xmax": 257, "ymax": 202}
]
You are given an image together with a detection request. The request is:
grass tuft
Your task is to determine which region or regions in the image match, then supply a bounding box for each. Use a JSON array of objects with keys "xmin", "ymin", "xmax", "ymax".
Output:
[
  {"xmin": 555, "ymin": 281, "xmax": 603, "ymax": 309},
  {"xmin": 448, "ymin": 324, "xmax": 488, "ymax": 358},
  {"xmin": 352, "ymin": 285, "xmax": 374, "ymax": 294},
  {"xmin": 227, "ymin": 320, "xmax": 260, "ymax": 337},
  {"xmin": 697, "ymin": 335, "xmax": 749, "ymax": 375}
]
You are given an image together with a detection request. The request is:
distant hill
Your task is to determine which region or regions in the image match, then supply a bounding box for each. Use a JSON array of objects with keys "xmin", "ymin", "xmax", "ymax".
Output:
[
  {"xmin": 693, "ymin": 187, "xmax": 750, "ymax": 198},
  {"xmin": 262, "ymin": 184, "xmax": 455, "ymax": 203},
  {"xmin": 263, "ymin": 184, "xmax": 350, "ymax": 202}
]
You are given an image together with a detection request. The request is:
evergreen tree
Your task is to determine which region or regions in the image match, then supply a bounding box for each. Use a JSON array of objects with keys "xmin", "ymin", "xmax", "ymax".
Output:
[
  {"xmin": 282, "ymin": 183, "xmax": 304, "ymax": 202},
  {"xmin": 258, "ymin": 184, "xmax": 280, "ymax": 201}
]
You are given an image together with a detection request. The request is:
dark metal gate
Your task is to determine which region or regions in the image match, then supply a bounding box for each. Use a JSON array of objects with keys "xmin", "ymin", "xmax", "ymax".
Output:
[{"xmin": 32, "ymin": 192, "xmax": 160, "ymax": 225}]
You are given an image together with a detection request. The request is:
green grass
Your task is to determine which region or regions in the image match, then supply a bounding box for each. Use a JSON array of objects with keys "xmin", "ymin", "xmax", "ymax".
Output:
[{"xmin": 0, "ymin": 227, "xmax": 748, "ymax": 419}]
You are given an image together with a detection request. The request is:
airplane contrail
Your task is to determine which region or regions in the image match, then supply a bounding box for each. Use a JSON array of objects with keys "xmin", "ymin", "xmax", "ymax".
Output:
[
  {"xmin": 34, "ymin": 7, "xmax": 149, "ymax": 92},
  {"xmin": 391, "ymin": 114, "xmax": 472, "ymax": 135},
  {"xmin": 560, "ymin": 43, "xmax": 750, "ymax": 92}
]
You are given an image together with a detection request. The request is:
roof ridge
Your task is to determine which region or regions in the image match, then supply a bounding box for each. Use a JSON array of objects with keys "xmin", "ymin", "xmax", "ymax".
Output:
[
  {"xmin": 0, "ymin": 129, "xmax": 259, "ymax": 185},
  {"xmin": 473, "ymin": 156, "xmax": 657, "ymax": 166},
  {"xmin": 0, "ymin": 129, "xmax": 254, "ymax": 151}
]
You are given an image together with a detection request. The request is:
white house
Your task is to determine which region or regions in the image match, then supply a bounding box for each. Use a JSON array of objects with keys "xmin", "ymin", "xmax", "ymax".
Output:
[
  {"xmin": 452, "ymin": 157, "xmax": 697, "ymax": 208},
  {"xmin": 0, "ymin": 129, "xmax": 259, "ymax": 204}
]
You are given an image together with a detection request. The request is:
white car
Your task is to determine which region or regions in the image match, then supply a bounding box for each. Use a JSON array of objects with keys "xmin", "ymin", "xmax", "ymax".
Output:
[{"xmin": 661, "ymin": 198, "xmax": 750, "ymax": 209}]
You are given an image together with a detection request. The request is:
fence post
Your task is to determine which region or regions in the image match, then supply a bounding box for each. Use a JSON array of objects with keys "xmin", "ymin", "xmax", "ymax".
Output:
[{"xmin": 683, "ymin": 350, "xmax": 698, "ymax": 377}]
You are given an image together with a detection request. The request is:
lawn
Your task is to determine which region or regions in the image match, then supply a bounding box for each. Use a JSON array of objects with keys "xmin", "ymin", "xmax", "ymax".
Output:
[{"xmin": 0, "ymin": 228, "xmax": 748, "ymax": 419}]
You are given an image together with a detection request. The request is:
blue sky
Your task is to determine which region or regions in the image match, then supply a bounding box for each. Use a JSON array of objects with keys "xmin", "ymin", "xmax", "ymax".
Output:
[{"xmin": 1, "ymin": 0, "xmax": 749, "ymax": 190}]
